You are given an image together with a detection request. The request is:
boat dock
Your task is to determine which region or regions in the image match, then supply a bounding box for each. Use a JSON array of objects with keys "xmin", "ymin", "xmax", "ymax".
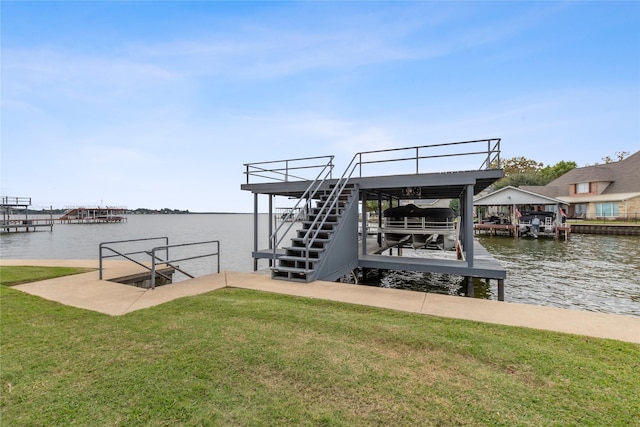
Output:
[
  {"xmin": 242, "ymin": 139, "xmax": 509, "ymax": 300},
  {"xmin": 59, "ymin": 206, "xmax": 127, "ymax": 224},
  {"xmin": 1, "ymin": 196, "xmax": 54, "ymax": 233},
  {"xmin": 474, "ymin": 222, "xmax": 571, "ymax": 239}
]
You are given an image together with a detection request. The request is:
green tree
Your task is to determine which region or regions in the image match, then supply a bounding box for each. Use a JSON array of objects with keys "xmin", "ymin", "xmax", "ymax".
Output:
[
  {"xmin": 449, "ymin": 199, "xmax": 459, "ymax": 215},
  {"xmin": 491, "ymin": 157, "xmax": 577, "ymax": 190},
  {"xmin": 601, "ymin": 151, "xmax": 630, "ymax": 164},
  {"xmin": 539, "ymin": 160, "xmax": 577, "ymax": 183},
  {"xmin": 365, "ymin": 200, "xmax": 389, "ymax": 213},
  {"xmin": 493, "ymin": 156, "xmax": 544, "ymax": 177}
]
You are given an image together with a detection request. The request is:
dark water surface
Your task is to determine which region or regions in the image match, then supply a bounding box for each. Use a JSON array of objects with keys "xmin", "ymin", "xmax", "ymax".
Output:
[
  {"xmin": 476, "ymin": 233, "xmax": 639, "ymax": 316},
  {"xmin": 2, "ymin": 215, "xmax": 638, "ymax": 317}
]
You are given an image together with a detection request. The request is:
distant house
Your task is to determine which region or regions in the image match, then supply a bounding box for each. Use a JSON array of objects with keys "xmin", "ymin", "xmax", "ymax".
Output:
[{"xmin": 522, "ymin": 151, "xmax": 640, "ymax": 219}]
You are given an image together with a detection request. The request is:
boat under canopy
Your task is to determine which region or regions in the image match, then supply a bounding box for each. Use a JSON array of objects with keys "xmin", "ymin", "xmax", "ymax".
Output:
[{"xmin": 381, "ymin": 204, "xmax": 457, "ymax": 250}]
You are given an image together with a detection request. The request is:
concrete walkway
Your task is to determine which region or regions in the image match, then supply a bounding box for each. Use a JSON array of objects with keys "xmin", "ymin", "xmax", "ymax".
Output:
[{"xmin": 2, "ymin": 259, "xmax": 639, "ymax": 344}]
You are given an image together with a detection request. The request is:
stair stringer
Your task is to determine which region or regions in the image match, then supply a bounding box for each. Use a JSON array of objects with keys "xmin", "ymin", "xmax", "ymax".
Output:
[{"xmin": 307, "ymin": 185, "xmax": 360, "ymax": 282}]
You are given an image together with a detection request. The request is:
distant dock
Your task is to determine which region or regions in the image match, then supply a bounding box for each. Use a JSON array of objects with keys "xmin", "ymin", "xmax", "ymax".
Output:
[
  {"xmin": 1, "ymin": 196, "xmax": 54, "ymax": 233},
  {"xmin": 474, "ymin": 222, "xmax": 571, "ymax": 240},
  {"xmin": 58, "ymin": 206, "xmax": 127, "ymax": 224}
]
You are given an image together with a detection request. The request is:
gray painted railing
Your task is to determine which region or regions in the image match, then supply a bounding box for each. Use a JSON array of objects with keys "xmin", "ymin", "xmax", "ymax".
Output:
[{"xmin": 99, "ymin": 237, "xmax": 220, "ymax": 288}]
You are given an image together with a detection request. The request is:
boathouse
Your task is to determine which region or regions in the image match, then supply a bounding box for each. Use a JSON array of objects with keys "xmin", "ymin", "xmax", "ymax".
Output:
[
  {"xmin": 473, "ymin": 186, "xmax": 571, "ymax": 238},
  {"xmin": 241, "ymin": 139, "xmax": 508, "ymax": 299}
]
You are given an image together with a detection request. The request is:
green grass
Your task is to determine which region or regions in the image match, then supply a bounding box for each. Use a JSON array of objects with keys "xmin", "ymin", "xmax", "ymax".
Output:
[
  {"xmin": 1, "ymin": 272, "xmax": 639, "ymax": 426},
  {"xmin": 0, "ymin": 266, "xmax": 94, "ymax": 286}
]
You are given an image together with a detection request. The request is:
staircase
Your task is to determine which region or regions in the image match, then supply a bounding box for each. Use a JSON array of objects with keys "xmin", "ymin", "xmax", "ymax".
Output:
[{"xmin": 272, "ymin": 184, "xmax": 359, "ymax": 282}]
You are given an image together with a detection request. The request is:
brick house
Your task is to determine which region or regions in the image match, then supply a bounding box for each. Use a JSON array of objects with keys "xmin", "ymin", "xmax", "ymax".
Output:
[{"xmin": 522, "ymin": 151, "xmax": 640, "ymax": 220}]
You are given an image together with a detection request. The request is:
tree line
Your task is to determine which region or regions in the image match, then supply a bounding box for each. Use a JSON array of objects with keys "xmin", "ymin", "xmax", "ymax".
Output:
[{"xmin": 491, "ymin": 150, "xmax": 629, "ymax": 190}]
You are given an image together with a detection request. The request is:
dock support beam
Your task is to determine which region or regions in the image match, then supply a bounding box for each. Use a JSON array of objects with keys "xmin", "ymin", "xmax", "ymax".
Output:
[
  {"xmin": 361, "ymin": 190, "xmax": 368, "ymax": 255},
  {"xmin": 466, "ymin": 276, "xmax": 474, "ymax": 297},
  {"xmin": 253, "ymin": 193, "xmax": 259, "ymax": 271},
  {"xmin": 464, "ymin": 183, "xmax": 475, "ymax": 267}
]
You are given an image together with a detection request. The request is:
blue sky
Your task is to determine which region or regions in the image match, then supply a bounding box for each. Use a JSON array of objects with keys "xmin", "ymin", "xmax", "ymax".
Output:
[{"xmin": 2, "ymin": 1, "xmax": 638, "ymax": 212}]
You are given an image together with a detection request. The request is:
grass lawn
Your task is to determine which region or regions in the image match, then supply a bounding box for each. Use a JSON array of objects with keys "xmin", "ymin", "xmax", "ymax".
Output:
[
  {"xmin": 1, "ymin": 269, "xmax": 639, "ymax": 426},
  {"xmin": 0, "ymin": 266, "xmax": 94, "ymax": 286}
]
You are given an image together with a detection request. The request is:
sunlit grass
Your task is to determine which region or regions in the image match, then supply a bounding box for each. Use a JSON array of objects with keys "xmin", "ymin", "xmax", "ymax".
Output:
[
  {"xmin": 1, "ymin": 270, "xmax": 638, "ymax": 425},
  {"xmin": 0, "ymin": 266, "xmax": 94, "ymax": 286}
]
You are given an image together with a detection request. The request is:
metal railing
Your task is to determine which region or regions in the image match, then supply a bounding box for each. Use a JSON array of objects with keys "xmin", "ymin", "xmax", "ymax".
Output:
[
  {"xmin": 148, "ymin": 240, "xmax": 220, "ymax": 289},
  {"xmin": 269, "ymin": 157, "xmax": 336, "ymax": 263},
  {"xmin": 99, "ymin": 237, "xmax": 169, "ymax": 280},
  {"xmin": 1, "ymin": 196, "xmax": 32, "ymax": 206},
  {"xmin": 352, "ymin": 138, "xmax": 501, "ymax": 177},
  {"xmin": 299, "ymin": 153, "xmax": 361, "ymax": 271},
  {"xmin": 99, "ymin": 237, "xmax": 220, "ymax": 288},
  {"xmin": 244, "ymin": 155, "xmax": 334, "ymax": 184},
  {"xmin": 382, "ymin": 217, "xmax": 457, "ymax": 232}
]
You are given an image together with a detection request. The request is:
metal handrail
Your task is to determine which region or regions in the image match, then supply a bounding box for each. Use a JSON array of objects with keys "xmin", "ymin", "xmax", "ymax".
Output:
[
  {"xmin": 354, "ymin": 138, "xmax": 501, "ymax": 176},
  {"xmin": 149, "ymin": 240, "xmax": 220, "ymax": 289},
  {"xmin": 382, "ymin": 217, "xmax": 457, "ymax": 231},
  {"xmin": 244, "ymin": 155, "xmax": 334, "ymax": 184},
  {"xmin": 301, "ymin": 153, "xmax": 361, "ymax": 271},
  {"xmin": 99, "ymin": 237, "xmax": 169, "ymax": 280},
  {"xmin": 270, "ymin": 158, "xmax": 335, "ymax": 262},
  {"xmin": 99, "ymin": 237, "xmax": 221, "ymax": 289},
  {"xmin": 1, "ymin": 196, "xmax": 32, "ymax": 206}
]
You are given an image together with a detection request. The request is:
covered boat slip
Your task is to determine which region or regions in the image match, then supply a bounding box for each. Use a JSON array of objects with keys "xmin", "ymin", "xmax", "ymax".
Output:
[
  {"xmin": 241, "ymin": 139, "xmax": 507, "ymax": 299},
  {"xmin": 473, "ymin": 186, "xmax": 571, "ymax": 239}
]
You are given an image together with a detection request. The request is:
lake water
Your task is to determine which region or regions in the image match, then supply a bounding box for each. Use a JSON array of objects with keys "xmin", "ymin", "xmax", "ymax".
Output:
[{"xmin": 1, "ymin": 214, "xmax": 638, "ymax": 317}]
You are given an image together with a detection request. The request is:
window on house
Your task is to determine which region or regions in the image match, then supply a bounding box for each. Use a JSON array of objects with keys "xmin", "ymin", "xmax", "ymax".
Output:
[
  {"xmin": 595, "ymin": 203, "xmax": 618, "ymax": 217},
  {"xmin": 574, "ymin": 204, "xmax": 587, "ymax": 218},
  {"xmin": 576, "ymin": 182, "xmax": 589, "ymax": 193}
]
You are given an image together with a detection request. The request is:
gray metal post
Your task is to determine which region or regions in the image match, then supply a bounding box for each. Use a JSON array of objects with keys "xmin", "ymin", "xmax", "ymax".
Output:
[
  {"xmin": 466, "ymin": 276, "xmax": 474, "ymax": 298},
  {"xmin": 377, "ymin": 193, "xmax": 382, "ymax": 247},
  {"xmin": 99, "ymin": 244, "xmax": 103, "ymax": 280},
  {"xmin": 361, "ymin": 190, "xmax": 367, "ymax": 255},
  {"xmin": 151, "ymin": 249, "xmax": 156, "ymax": 289},
  {"xmin": 465, "ymin": 183, "xmax": 474, "ymax": 266},
  {"xmin": 268, "ymin": 195, "xmax": 273, "ymax": 249},
  {"xmin": 254, "ymin": 193, "xmax": 259, "ymax": 271}
]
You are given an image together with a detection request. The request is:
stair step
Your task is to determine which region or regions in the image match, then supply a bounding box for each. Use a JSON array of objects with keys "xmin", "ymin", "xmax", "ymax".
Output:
[
  {"xmin": 284, "ymin": 247, "xmax": 324, "ymax": 256},
  {"xmin": 278, "ymin": 258, "xmax": 318, "ymax": 270},
  {"xmin": 272, "ymin": 265, "xmax": 313, "ymax": 281},
  {"xmin": 291, "ymin": 237, "xmax": 330, "ymax": 248}
]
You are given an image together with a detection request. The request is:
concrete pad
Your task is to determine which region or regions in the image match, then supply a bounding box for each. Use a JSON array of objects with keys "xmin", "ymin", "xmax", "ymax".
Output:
[
  {"xmin": 2, "ymin": 260, "xmax": 639, "ymax": 344},
  {"xmin": 2, "ymin": 259, "xmax": 227, "ymax": 316},
  {"xmin": 224, "ymin": 271, "xmax": 427, "ymax": 313},
  {"xmin": 423, "ymin": 293, "xmax": 640, "ymax": 343}
]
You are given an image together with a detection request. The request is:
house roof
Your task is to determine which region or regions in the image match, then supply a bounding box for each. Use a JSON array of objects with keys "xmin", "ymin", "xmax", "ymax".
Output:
[
  {"xmin": 558, "ymin": 192, "xmax": 640, "ymax": 204},
  {"xmin": 541, "ymin": 151, "xmax": 640, "ymax": 197},
  {"xmin": 474, "ymin": 186, "xmax": 568, "ymax": 206}
]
